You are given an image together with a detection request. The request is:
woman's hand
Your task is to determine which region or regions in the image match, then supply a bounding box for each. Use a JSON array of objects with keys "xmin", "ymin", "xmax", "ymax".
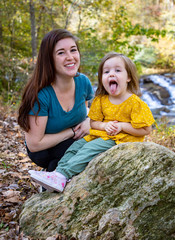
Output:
[{"xmin": 73, "ymin": 117, "xmax": 90, "ymax": 140}]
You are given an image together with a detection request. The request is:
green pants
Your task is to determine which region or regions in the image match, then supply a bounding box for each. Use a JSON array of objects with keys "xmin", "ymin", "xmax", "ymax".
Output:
[{"xmin": 56, "ymin": 138, "xmax": 116, "ymax": 179}]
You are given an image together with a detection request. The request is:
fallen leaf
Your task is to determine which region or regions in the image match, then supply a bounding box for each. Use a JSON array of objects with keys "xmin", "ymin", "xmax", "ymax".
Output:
[
  {"xmin": 19, "ymin": 157, "xmax": 31, "ymax": 163},
  {"xmin": 18, "ymin": 152, "xmax": 27, "ymax": 157},
  {"xmin": 4, "ymin": 196, "xmax": 21, "ymax": 203},
  {"xmin": 2, "ymin": 190, "xmax": 20, "ymax": 198}
]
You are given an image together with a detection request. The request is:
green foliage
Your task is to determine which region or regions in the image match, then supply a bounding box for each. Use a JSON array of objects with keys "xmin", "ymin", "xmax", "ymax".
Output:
[
  {"xmin": 0, "ymin": 53, "xmax": 32, "ymax": 107},
  {"xmin": 135, "ymin": 46, "xmax": 158, "ymax": 67},
  {"xmin": 155, "ymin": 52, "xmax": 175, "ymax": 69},
  {"xmin": 0, "ymin": 0, "xmax": 173, "ymax": 104},
  {"xmin": 78, "ymin": 5, "xmax": 167, "ymax": 82},
  {"xmin": 78, "ymin": 29, "xmax": 106, "ymax": 83},
  {"xmin": 155, "ymin": 117, "xmax": 175, "ymax": 137},
  {"xmin": 0, "ymin": 221, "xmax": 9, "ymax": 231},
  {"xmin": 1, "ymin": 160, "xmax": 10, "ymax": 169}
]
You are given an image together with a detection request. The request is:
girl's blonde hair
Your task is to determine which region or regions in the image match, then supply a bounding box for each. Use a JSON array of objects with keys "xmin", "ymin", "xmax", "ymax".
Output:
[{"xmin": 95, "ymin": 52, "xmax": 141, "ymax": 97}]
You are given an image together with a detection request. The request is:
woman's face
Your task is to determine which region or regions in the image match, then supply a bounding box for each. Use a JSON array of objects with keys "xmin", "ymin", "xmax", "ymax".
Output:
[{"xmin": 53, "ymin": 37, "xmax": 80, "ymax": 79}]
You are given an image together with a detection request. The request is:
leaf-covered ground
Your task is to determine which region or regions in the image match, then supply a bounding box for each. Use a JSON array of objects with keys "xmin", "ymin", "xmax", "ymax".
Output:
[{"xmin": 0, "ymin": 110, "xmax": 42, "ymax": 240}]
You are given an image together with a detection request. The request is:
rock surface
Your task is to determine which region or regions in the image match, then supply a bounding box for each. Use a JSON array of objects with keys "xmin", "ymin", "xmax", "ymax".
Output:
[{"xmin": 19, "ymin": 142, "xmax": 175, "ymax": 239}]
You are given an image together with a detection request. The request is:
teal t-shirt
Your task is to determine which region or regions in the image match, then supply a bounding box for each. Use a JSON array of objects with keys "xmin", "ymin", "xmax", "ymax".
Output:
[{"xmin": 29, "ymin": 73, "xmax": 94, "ymax": 134}]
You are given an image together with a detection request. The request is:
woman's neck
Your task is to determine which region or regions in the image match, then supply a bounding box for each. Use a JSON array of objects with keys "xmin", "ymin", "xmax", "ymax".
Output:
[
  {"xmin": 53, "ymin": 75, "xmax": 74, "ymax": 93},
  {"xmin": 52, "ymin": 76, "xmax": 76, "ymax": 112}
]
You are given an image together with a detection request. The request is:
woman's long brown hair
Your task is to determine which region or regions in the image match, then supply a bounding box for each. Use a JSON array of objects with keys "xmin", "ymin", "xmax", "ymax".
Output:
[{"xmin": 18, "ymin": 29, "xmax": 80, "ymax": 132}]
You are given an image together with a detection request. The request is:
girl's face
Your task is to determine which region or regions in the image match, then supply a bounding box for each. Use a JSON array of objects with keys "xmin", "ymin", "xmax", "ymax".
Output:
[
  {"xmin": 53, "ymin": 37, "xmax": 80, "ymax": 79},
  {"xmin": 102, "ymin": 56, "xmax": 131, "ymax": 97}
]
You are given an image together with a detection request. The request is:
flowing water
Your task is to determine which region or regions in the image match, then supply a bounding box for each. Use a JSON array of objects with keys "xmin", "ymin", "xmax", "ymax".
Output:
[{"xmin": 140, "ymin": 72, "xmax": 175, "ymax": 125}]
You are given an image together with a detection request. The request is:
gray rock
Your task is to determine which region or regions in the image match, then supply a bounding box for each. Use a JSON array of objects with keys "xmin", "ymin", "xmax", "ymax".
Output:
[{"xmin": 19, "ymin": 142, "xmax": 175, "ymax": 239}]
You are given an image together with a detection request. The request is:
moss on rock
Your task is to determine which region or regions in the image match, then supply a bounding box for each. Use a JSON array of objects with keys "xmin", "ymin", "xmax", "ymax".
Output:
[{"xmin": 20, "ymin": 142, "xmax": 175, "ymax": 239}]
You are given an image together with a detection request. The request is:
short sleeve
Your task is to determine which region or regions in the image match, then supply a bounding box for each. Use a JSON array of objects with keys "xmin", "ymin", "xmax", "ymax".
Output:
[
  {"xmin": 88, "ymin": 96, "xmax": 104, "ymax": 121},
  {"xmin": 131, "ymin": 100, "xmax": 155, "ymax": 128},
  {"xmin": 85, "ymin": 75, "xmax": 94, "ymax": 101},
  {"xmin": 28, "ymin": 90, "xmax": 49, "ymax": 116}
]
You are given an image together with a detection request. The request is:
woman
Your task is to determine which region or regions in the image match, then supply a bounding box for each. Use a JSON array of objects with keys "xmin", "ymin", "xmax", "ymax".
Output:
[{"xmin": 18, "ymin": 29, "xmax": 94, "ymax": 171}]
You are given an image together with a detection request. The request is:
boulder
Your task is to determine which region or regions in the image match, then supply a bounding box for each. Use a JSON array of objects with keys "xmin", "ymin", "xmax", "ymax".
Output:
[{"xmin": 19, "ymin": 142, "xmax": 175, "ymax": 240}]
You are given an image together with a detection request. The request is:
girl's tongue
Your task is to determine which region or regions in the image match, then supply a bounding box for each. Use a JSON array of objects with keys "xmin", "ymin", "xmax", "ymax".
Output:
[{"xmin": 110, "ymin": 81, "xmax": 118, "ymax": 94}]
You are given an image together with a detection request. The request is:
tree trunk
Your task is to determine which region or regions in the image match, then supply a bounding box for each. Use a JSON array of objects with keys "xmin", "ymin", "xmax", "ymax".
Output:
[
  {"xmin": 29, "ymin": 0, "xmax": 37, "ymax": 59},
  {"xmin": 0, "ymin": 10, "xmax": 3, "ymax": 54},
  {"xmin": 64, "ymin": 0, "xmax": 77, "ymax": 29}
]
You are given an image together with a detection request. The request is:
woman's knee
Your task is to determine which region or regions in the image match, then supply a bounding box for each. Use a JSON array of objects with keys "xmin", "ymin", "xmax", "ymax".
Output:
[{"xmin": 26, "ymin": 147, "xmax": 50, "ymax": 168}]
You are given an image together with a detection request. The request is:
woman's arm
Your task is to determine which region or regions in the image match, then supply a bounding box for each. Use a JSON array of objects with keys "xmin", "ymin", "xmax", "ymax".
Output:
[
  {"xmin": 73, "ymin": 101, "xmax": 91, "ymax": 139},
  {"xmin": 25, "ymin": 115, "xmax": 74, "ymax": 152}
]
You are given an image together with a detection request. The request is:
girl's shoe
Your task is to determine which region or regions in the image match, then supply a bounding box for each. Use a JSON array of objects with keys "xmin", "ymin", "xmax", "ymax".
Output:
[{"xmin": 28, "ymin": 170, "xmax": 66, "ymax": 192}]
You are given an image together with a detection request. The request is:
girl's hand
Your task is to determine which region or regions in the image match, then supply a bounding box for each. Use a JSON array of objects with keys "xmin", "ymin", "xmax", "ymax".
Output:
[
  {"xmin": 108, "ymin": 122, "xmax": 123, "ymax": 135},
  {"xmin": 73, "ymin": 117, "xmax": 90, "ymax": 140},
  {"xmin": 105, "ymin": 121, "xmax": 120, "ymax": 135}
]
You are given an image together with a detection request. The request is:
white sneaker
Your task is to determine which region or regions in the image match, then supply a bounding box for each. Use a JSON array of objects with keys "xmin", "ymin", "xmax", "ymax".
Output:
[{"xmin": 28, "ymin": 170, "xmax": 67, "ymax": 192}]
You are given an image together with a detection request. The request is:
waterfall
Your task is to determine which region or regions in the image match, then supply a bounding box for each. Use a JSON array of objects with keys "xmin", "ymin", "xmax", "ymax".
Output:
[{"xmin": 140, "ymin": 72, "xmax": 175, "ymax": 123}]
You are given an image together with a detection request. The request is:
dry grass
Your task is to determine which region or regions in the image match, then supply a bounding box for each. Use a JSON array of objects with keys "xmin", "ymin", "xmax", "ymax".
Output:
[{"xmin": 146, "ymin": 117, "xmax": 175, "ymax": 153}]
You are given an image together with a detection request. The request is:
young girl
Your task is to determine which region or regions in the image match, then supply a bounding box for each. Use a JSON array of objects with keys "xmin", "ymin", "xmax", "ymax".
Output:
[{"xmin": 29, "ymin": 52, "xmax": 155, "ymax": 192}]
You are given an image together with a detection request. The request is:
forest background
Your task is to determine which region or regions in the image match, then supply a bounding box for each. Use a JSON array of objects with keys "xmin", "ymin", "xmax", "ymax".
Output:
[{"xmin": 0, "ymin": 0, "xmax": 175, "ymax": 107}]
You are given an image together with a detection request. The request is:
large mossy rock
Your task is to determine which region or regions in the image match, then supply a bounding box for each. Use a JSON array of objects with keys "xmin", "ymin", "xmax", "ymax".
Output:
[{"xmin": 20, "ymin": 142, "xmax": 175, "ymax": 239}]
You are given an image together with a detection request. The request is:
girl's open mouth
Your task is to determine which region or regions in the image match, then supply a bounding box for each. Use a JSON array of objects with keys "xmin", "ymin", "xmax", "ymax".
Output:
[{"xmin": 109, "ymin": 80, "xmax": 118, "ymax": 93}]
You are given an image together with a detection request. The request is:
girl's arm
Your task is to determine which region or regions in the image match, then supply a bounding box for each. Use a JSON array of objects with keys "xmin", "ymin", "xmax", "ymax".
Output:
[
  {"xmin": 90, "ymin": 119, "xmax": 106, "ymax": 131},
  {"xmin": 90, "ymin": 119, "xmax": 120, "ymax": 135},
  {"xmin": 25, "ymin": 115, "xmax": 74, "ymax": 152},
  {"xmin": 118, "ymin": 122, "xmax": 152, "ymax": 136},
  {"xmin": 90, "ymin": 119, "xmax": 152, "ymax": 136}
]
